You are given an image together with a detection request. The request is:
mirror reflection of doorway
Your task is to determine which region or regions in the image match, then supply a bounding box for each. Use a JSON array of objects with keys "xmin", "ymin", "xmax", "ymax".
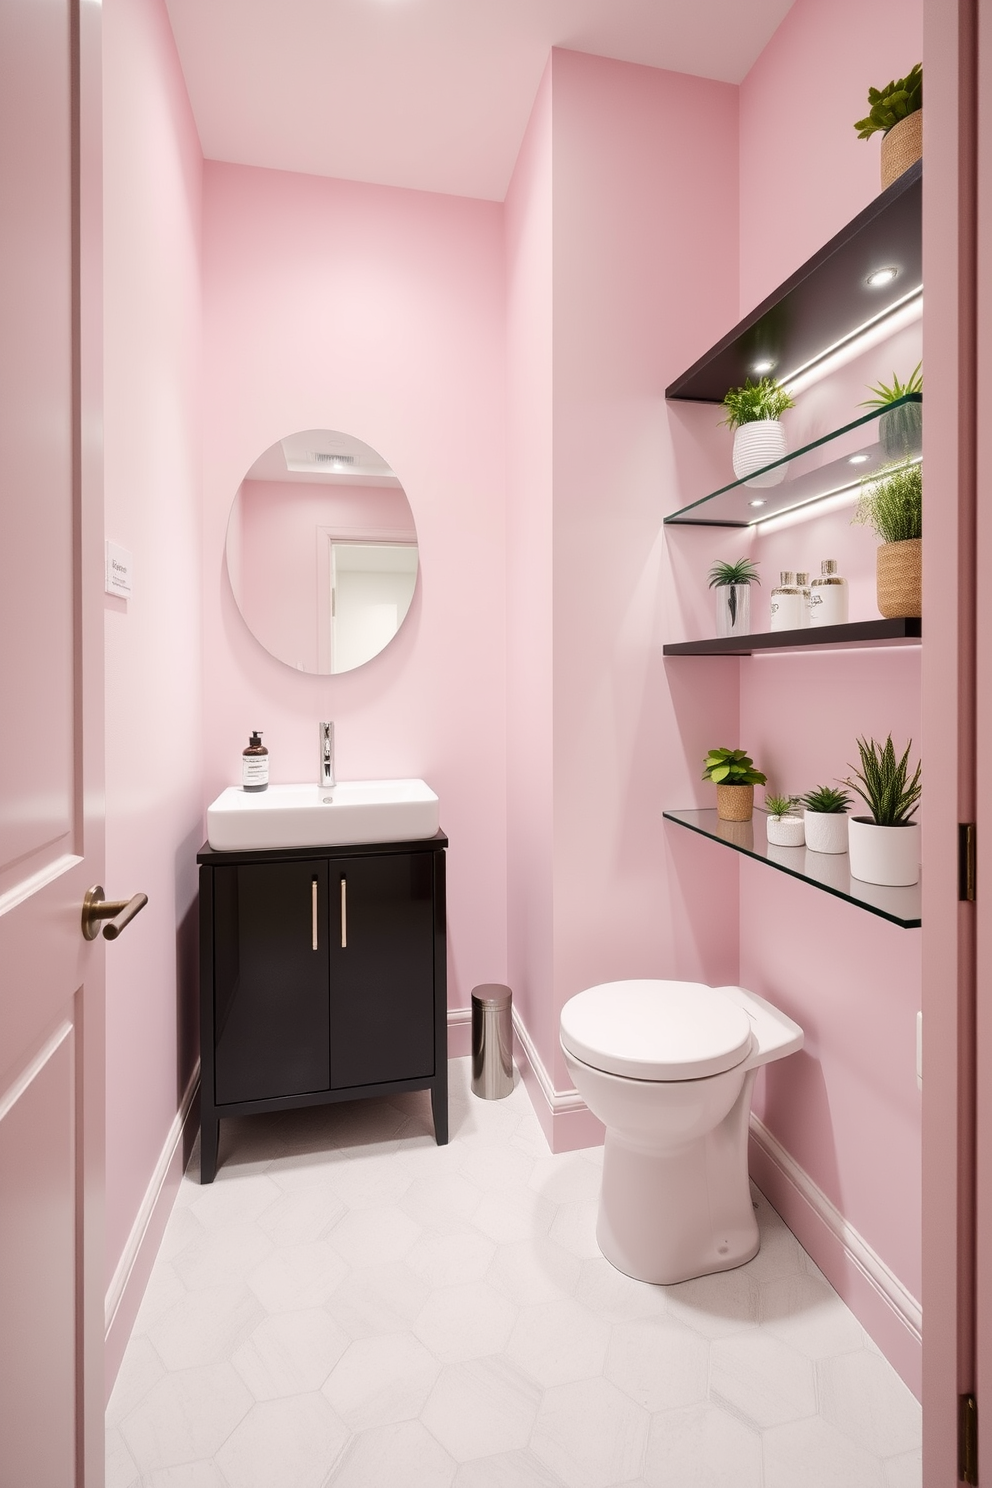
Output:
[{"xmin": 329, "ymin": 540, "xmax": 418, "ymax": 673}]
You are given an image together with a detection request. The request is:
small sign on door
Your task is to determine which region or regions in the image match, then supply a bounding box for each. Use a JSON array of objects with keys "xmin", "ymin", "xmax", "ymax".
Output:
[{"xmin": 105, "ymin": 541, "xmax": 133, "ymax": 598}]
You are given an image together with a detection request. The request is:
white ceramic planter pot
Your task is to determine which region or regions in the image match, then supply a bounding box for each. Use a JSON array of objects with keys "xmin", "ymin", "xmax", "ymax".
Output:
[
  {"xmin": 848, "ymin": 817, "xmax": 920, "ymax": 886},
  {"xmin": 766, "ymin": 813, "xmax": 805, "ymax": 847},
  {"xmin": 803, "ymin": 811, "xmax": 849, "ymax": 855},
  {"xmin": 732, "ymin": 420, "xmax": 787, "ymax": 488}
]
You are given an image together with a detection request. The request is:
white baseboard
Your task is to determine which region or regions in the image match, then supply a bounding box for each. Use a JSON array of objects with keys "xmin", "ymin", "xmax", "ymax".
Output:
[
  {"xmin": 105, "ymin": 1063, "xmax": 200, "ymax": 1391},
  {"xmin": 748, "ymin": 1113, "xmax": 922, "ymax": 1341}
]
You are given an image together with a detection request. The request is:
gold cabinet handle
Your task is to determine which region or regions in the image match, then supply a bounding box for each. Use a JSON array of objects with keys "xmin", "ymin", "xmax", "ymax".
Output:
[
  {"xmin": 81, "ymin": 885, "xmax": 148, "ymax": 942},
  {"xmin": 340, "ymin": 877, "xmax": 347, "ymax": 948},
  {"xmin": 312, "ymin": 878, "xmax": 318, "ymax": 950}
]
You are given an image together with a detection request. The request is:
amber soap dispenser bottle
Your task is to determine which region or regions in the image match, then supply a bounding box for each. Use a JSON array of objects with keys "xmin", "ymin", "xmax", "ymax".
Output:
[{"xmin": 242, "ymin": 731, "xmax": 269, "ymax": 793}]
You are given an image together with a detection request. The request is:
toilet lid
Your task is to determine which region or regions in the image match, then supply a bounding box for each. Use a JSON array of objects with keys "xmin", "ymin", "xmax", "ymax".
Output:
[{"xmin": 559, "ymin": 979, "xmax": 753, "ymax": 1081}]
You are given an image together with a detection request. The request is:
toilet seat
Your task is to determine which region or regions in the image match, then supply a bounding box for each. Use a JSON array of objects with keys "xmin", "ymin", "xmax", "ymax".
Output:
[{"xmin": 560, "ymin": 979, "xmax": 753, "ymax": 1081}]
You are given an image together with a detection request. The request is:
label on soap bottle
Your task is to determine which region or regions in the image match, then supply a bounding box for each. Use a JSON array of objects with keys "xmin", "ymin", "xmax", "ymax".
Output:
[{"xmin": 243, "ymin": 755, "xmax": 269, "ymax": 788}]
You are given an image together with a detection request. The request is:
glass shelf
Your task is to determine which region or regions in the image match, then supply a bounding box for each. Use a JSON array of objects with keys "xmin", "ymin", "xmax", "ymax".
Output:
[
  {"xmin": 664, "ymin": 395, "xmax": 922, "ymax": 527},
  {"xmin": 663, "ymin": 617, "xmax": 921, "ymax": 656},
  {"xmin": 666, "ymin": 163, "xmax": 921, "ymax": 403},
  {"xmin": 663, "ymin": 808, "xmax": 921, "ymax": 928}
]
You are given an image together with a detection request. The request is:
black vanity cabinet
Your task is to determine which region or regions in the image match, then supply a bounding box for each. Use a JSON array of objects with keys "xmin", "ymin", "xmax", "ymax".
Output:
[{"xmin": 197, "ymin": 831, "xmax": 447, "ymax": 1182}]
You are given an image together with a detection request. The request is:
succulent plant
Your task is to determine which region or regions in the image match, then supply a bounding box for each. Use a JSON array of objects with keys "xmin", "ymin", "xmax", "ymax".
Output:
[
  {"xmin": 720, "ymin": 377, "xmax": 795, "ymax": 430},
  {"xmin": 702, "ymin": 748, "xmax": 767, "ymax": 787},
  {"xmin": 765, "ymin": 793, "xmax": 800, "ymax": 818},
  {"xmin": 800, "ymin": 786, "xmax": 853, "ymax": 815},
  {"xmin": 854, "ymin": 64, "xmax": 922, "ymax": 140},
  {"xmin": 861, "ymin": 364, "xmax": 923, "ymax": 408},
  {"xmin": 854, "ymin": 462, "xmax": 922, "ymax": 544},
  {"xmin": 861, "ymin": 365, "xmax": 923, "ymax": 456},
  {"xmin": 845, "ymin": 736, "xmax": 921, "ymax": 826},
  {"xmin": 707, "ymin": 558, "xmax": 761, "ymax": 588}
]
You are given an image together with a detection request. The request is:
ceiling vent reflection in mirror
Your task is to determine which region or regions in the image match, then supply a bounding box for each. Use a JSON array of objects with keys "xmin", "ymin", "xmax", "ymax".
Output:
[{"xmin": 227, "ymin": 429, "xmax": 418, "ymax": 676}]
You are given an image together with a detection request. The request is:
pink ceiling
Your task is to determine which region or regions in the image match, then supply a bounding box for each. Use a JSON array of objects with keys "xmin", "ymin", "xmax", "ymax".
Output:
[{"xmin": 163, "ymin": 0, "xmax": 795, "ymax": 201}]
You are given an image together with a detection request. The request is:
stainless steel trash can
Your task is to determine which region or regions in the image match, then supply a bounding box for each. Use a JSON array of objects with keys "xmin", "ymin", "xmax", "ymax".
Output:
[{"xmin": 471, "ymin": 984, "xmax": 513, "ymax": 1099}]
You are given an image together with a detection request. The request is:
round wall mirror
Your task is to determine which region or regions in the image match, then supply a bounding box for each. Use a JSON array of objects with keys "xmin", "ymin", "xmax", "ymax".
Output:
[{"xmin": 226, "ymin": 429, "xmax": 418, "ymax": 675}]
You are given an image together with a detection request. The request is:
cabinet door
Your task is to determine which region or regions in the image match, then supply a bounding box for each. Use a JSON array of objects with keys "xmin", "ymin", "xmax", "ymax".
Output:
[
  {"xmin": 214, "ymin": 860, "xmax": 330, "ymax": 1104},
  {"xmin": 329, "ymin": 852, "xmax": 435, "ymax": 1088}
]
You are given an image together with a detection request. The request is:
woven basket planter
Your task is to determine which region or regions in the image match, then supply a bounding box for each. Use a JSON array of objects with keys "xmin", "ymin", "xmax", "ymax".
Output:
[
  {"xmin": 877, "ymin": 538, "xmax": 921, "ymax": 618},
  {"xmin": 881, "ymin": 111, "xmax": 922, "ymax": 190},
  {"xmin": 716, "ymin": 783, "xmax": 754, "ymax": 822}
]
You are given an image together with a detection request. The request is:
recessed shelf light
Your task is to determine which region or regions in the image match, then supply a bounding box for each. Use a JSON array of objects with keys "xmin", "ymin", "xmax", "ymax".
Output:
[
  {"xmin": 866, "ymin": 266, "xmax": 899, "ymax": 287},
  {"xmin": 748, "ymin": 499, "xmax": 766, "ymax": 507},
  {"xmin": 751, "ymin": 360, "xmax": 775, "ymax": 375},
  {"xmin": 849, "ymin": 454, "xmax": 870, "ymax": 464}
]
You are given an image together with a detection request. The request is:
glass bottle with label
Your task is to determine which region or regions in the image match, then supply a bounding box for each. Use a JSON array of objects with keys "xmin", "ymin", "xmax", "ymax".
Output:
[
  {"xmin": 808, "ymin": 559, "xmax": 848, "ymax": 627},
  {"xmin": 770, "ymin": 572, "xmax": 805, "ymax": 631}
]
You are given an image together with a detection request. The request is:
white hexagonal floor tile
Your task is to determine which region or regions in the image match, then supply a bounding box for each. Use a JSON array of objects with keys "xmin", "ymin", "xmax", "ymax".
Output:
[
  {"xmin": 414, "ymin": 1281, "xmax": 518, "ymax": 1363},
  {"xmin": 473, "ymin": 1186, "xmax": 555, "ymax": 1245},
  {"xmin": 451, "ymin": 1448, "xmax": 566, "ymax": 1487},
  {"xmin": 606, "ymin": 1317, "xmax": 709, "ymax": 1412},
  {"xmin": 107, "ymin": 1333, "xmax": 168, "ymax": 1428},
  {"xmin": 421, "ymin": 1357, "xmax": 542, "ymax": 1462},
  {"xmin": 547, "ymin": 1200, "xmax": 601, "ymax": 1260},
  {"xmin": 530, "ymin": 1376, "xmax": 650, "ymax": 1488},
  {"xmin": 455, "ymin": 1141, "xmax": 536, "ymax": 1194},
  {"xmin": 324, "ymin": 1259, "xmax": 430, "ymax": 1339},
  {"xmin": 326, "ymin": 1419, "xmax": 457, "ymax": 1488},
  {"xmin": 173, "ymin": 1224, "xmax": 274, "ymax": 1291},
  {"xmin": 527, "ymin": 1152, "xmax": 602, "ymax": 1206},
  {"xmin": 141, "ymin": 1462, "xmax": 233, "ymax": 1488},
  {"xmin": 817, "ymin": 1350, "xmax": 922, "ymax": 1458},
  {"xmin": 104, "ymin": 1426, "xmax": 138, "ymax": 1488},
  {"xmin": 327, "ymin": 1205, "xmax": 422, "ymax": 1268},
  {"xmin": 148, "ymin": 1284, "xmax": 263, "ymax": 1371},
  {"xmin": 322, "ymin": 1330, "xmax": 440, "ymax": 1429},
  {"xmin": 155, "ymin": 1204, "xmax": 208, "ymax": 1264},
  {"xmin": 505, "ymin": 1296, "xmax": 611, "ymax": 1387},
  {"xmin": 325, "ymin": 1151, "xmax": 415, "ymax": 1209},
  {"xmin": 884, "ymin": 1448, "xmax": 923, "ymax": 1486},
  {"xmin": 256, "ymin": 1184, "xmax": 348, "ymax": 1246},
  {"xmin": 572, "ymin": 1257, "xmax": 667, "ymax": 1325},
  {"xmin": 190, "ymin": 1172, "xmax": 283, "ymax": 1230},
  {"xmin": 763, "ymin": 1414, "xmax": 888, "ymax": 1488},
  {"xmin": 231, "ymin": 1308, "xmax": 350, "ymax": 1399},
  {"xmin": 710, "ymin": 1331, "xmax": 817, "ymax": 1429},
  {"xmin": 759, "ymin": 1272, "xmax": 868, "ymax": 1359},
  {"xmin": 487, "ymin": 1235, "xmax": 582, "ymax": 1307},
  {"xmin": 407, "ymin": 1222, "xmax": 497, "ymax": 1289},
  {"xmin": 400, "ymin": 1170, "xmax": 486, "ymax": 1229},
  {"xmin": 247, "ymin": 1241, "xmax": 350, "ymax": 1313},
  {"xmin": 119, "ymin": 1363, "xmax": 253, "ymax": 1475},
  {"xmin": 665, "ymin": 1266, "xmax": 760, "ymax": 1340},
  {"xmin": 644, "ymin": 1403, "xmax": 762, "ymax": 1488},
  {"xmin": 214, "ymin": 1393, "xmax": 348, "ymax": 1488}
]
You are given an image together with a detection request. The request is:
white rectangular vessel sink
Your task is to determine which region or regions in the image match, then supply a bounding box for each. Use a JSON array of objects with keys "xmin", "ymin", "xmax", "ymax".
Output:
[{"xmin": 207, "ymin": 779, "xmax": 440, "ymax": 852}]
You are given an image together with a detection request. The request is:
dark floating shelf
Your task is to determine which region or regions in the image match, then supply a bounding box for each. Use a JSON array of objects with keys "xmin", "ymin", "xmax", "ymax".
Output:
[
  {"xmin": 664, "ymin": 395, "xmax": 921, "ymax": 527},
  {"xmin": 666, "ymin": 162, "xmax": 922, "ymax": 404},
  {"xmin": 663, "ymin": 617, "xmax": 921, "ymax": 657},
  {"xmin": 664, "ymin": 808, "xmax": 921, "ymax": 928}
]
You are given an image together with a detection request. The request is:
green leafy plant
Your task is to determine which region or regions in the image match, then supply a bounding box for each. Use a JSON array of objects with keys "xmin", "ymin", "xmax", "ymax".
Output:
[
  {"xmin": 707, "ymin": 558, "xmax": 761, "ymax": 588},
  {"xmin": 860, "ymin": 363, "xmax": 923, "ymax": 408},
  {"xmin": 854, "ymin": 462, "xmax": 922, "ymax": 543},
  {"xmin": 765, "ymin": 793, "xmax": 800, "ymax": 818},
  {"xmin": 800, "ymin": 785, "xmax": 853, "ymax": 815},
  {"xmin": 854, "ymin": 64, "xmax": 922, "ymax": 140},
  {"xmin": 720, "ymin": 377, "xmax": 795, "ymax": 430},
  {"xmin": 845, "ymin": 735, "xmax": 921, "ymax": 826},
  {"xmin": 702, "ymin": 748, "xmax": 767, "ymax": 787}
]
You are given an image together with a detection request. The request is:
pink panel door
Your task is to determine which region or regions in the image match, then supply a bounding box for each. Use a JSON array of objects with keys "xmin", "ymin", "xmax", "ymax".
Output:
[{"xmin": 0, "ymin": 1, "xmax": 105, "ymax": 1484}]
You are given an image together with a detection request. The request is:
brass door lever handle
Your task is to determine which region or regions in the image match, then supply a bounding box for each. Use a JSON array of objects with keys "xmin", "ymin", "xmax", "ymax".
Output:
[{"xmin": 81, "ymin": 885, "xmax": 149, "ymax": 941}]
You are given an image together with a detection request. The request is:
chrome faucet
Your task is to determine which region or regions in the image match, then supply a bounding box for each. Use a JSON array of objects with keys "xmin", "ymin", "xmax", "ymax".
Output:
[{"xmin": 319, "ymin": 721, "xmax": 335, "ymax": 789}]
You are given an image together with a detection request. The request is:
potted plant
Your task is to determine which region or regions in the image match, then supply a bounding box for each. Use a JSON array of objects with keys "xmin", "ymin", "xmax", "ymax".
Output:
[
  {"xmin": 854, "ymin": 63, "xmax": 922, "ymax": 190},
  {"xmin": 800, "ymin": 785, "xmax": 853, "ymax": 855},
  {"xmin": 720, "ymin": 377, "xmax": 795, "ymax": 488},
  {"xmin": 844, "ymin": 735, "xmax": 922, "ymax": 886},
  {"xmin": 860, "ymin": 363, "xmax": 923, "ymax": 457},
  {"xmin": 708, "ymin": 558, "xmax": 760, "ymax": 638},
  {"xmin": 765, "ymin": 793, "xmax": 804, "ymax": 847},
  {"xmin": 703, "ymin": 748, "xmax": 767, "ymax": 823},
  {"xmin": 853, "ymin": 461, "xmax": 922, "ymax": 617}
]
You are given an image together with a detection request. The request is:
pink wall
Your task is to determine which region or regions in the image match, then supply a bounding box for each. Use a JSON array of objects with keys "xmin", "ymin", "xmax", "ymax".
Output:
[
  {"xmin": 739, "ymin": 0, "xmax": 924, "ymax": 312},
  {"xmin": 735, "ymin": 0, "xmax": 925, "ymax": 1391},
  {"xmin": 102, "ymin": 0, "xmax": 204, "ymax": 1379},
  {"xmin": 201, "ymin": 163, "xmax": 508, "ymax": 1014}
]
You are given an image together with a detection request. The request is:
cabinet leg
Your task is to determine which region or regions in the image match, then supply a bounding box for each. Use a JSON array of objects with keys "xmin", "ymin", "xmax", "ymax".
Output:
[
  {"xmin": 431, "ymin": 1077, "xmax": 448, "ymax": 1146},
  {"xmin": 200, "ymin": 1114, "xmax": 220, "ymax": 1184}
]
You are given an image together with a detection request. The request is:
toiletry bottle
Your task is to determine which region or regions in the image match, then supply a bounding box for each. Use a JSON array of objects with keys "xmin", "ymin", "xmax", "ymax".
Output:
[
  {"xmin": 242, "ymin": 731, "xmax": 269, "ymax": 792},
  {"xmin": 808, "ymin": 559, "xmax": 848, "ymax": 627},
  {"xmin": 795, "ymin": 571, "xmax": 811, "ymax": 627},
  {"xmin": 770, "ymin": 571, "xmax": 804, "ymax": 631}
]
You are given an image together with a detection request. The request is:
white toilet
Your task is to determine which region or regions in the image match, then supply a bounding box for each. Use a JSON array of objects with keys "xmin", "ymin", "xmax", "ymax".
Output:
[{"xmin": 560, "ymin": 979, "xmax": 803, "ymax": 1286}]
